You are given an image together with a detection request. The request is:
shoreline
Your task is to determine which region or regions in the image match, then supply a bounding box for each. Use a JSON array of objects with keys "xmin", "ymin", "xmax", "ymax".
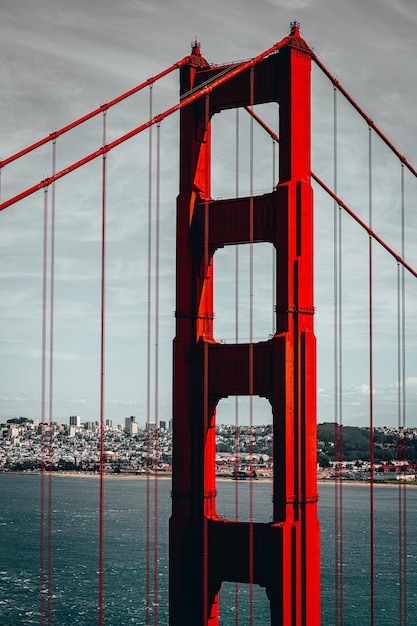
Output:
[{"xmin": 1, "ymin": 470, "xmax": 416, "ymax": 486}]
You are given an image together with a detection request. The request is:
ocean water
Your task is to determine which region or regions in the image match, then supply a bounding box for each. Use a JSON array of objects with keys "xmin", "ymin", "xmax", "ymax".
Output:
[{"xmin": 0, "ymin": 474, "xmax": 416, "ymax": 625}]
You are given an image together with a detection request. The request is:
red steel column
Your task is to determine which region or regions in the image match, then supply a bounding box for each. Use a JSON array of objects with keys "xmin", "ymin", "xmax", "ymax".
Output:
[
  {"xmin": 271, "ymin": 24, "xmax": 320, "ymax": 624},
  {"xmin": 170, "ymin": 25, "xmax": 320, "ymax": 626},
  {"xmin": 169, "ymin": 41, "xmax": 218, "ymax": 625}
]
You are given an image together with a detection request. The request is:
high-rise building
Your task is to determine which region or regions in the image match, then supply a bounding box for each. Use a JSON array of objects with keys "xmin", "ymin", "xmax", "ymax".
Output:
[
  {"xmin": 69, "ymin": 415, "xmax": 81, "ymax": 427},
  {"xmin": 125, "ymin": 416, "xmax": 138, "ymax": 435}
]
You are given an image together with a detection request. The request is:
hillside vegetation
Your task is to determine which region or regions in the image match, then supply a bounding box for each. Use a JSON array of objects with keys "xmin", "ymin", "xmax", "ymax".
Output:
[{"xmin": 317, "ymin": 422, "xmax": 417, "ymax": 465}]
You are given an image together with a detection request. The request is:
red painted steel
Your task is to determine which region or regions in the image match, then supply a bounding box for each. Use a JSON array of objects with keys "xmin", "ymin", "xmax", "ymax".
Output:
[
  {"xmin": 98, "ymin": 115, "xmax": 107, "ymax": 626},
  {"xmin": 170, "ymin": 25, "xmax": 320, "ymax": 625},
  {"xmin": 0, "ymin": 38, "xmax": 289, "ymax": 213},
  {"xmin": 310, "ymin": 174, "xmax": 417, "ymax": 279},
  {"xmin": 243, "ymin": 106, "xmax": 417, "ymax": 280},
  {"xmin": 311, "ymin": 54, "xmax": 417, "ymax": 179},
  {"xmin": 0, "ymin": 57, "xmax": 190, "ymax": 169}
]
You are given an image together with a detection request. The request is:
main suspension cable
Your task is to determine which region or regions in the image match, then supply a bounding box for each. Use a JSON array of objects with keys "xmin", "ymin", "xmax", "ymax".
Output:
[
  {"xmin": 243, "ymin": 106, "xmax": 417, "ymax": 280},
  {"xmin": 0, "ymin": 57, "xmax": 190, "ymax": 170},
  {"xmin": 0, "ymin": 35, "xmax": 291, "ymax": 214},
  {"xmin": 311, "ymin": 53, "xmax": 417, "ymax": 180}
]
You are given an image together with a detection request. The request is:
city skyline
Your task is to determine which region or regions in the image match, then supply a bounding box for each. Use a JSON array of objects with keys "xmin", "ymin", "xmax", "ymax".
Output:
[{"xmin": 1, "ymin": 0, "xmax": 417, "ymax": 427}]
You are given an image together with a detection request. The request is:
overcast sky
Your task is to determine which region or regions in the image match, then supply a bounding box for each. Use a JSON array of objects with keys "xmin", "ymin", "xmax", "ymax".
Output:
[{"xmin": 0, "ymin": 0, "xmax": 416, "ymax": 428}]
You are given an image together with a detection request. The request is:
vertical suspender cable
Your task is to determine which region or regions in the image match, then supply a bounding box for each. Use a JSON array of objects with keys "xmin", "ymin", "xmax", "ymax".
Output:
[
  {"xmin": 203, "ymin": 92, "xmax": 210, "ymax": 626},
  {"xmin": 397, "ymin": 262, "xmax": 406, "ymax": 626},
  {"xmin": 337, "ymin": 191, "xmax": 344, "ymax": 626},
  {"xmin": 368, "ymin": 126, "xmax": 375, "ymax": 626},
  {"xmin": 248, "ymin": 64, "xmax": 255, "ymax": 626},
  {"xmin": 153, "ymin": 121, "xmax": 161, "ymax": 626},
  {"xmin": 333, "ymin": 84, "xmax": 339, "ymax": 626},
  {"xmin": 234, "ymin": 106, "xmax": 240, "ymax": 626},
  {"xmin": 397, "ymin": 260, "xmax": 402, "ymax": 625},
  {"xmin": 47, "ymin": 139, "xmax": 57, "ymax": 626},
  {"xmin": 398, "ymin": 161, "xmax": 407, "ymax": 626},
  {"xmin": 401, "ymin": 162, "xmax": 407, "ymax": 626},
  {"xmin": 40, "ymin": 186, "xmax": 49, "ymax": 626},
  {"xmin": 333, "ymin": 85, "xmax": 343, "ymax": 626},
  {"xmin": 146, "ymin": 84, "xmax": 153, "ymax": 626},
  {"xmin": 98, "ymin": 109, "xmax": 107, "ymax": 626},
  {"xmin": 338, "ymin": 201, "xmax": 343, "ymax": 626},
  {"xmin": 401, "ymin": 163, "xmax": 407, "ymax": 626}
]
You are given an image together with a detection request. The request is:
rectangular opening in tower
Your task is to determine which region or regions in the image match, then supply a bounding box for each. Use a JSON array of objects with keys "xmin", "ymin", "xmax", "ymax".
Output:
[
  {"xmin": 215, "ymin": 395, "xmax": 273, "ymax": 523},
  {"xmin": 218, "ymin": 581, "xmax": 271, "ymax": 625},
  {"xmin": 214, "ymin": 242, "xmax": 276, "ymax": 344},
  {"xmin": 211, "ymin": 104, "xmax": 279, "ymax": 199}
]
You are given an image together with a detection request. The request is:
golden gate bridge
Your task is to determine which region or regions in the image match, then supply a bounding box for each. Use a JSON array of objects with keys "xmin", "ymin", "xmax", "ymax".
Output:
[{"xmin": 1, "ymin": 22, "xmax": 416, "ymax": 626}]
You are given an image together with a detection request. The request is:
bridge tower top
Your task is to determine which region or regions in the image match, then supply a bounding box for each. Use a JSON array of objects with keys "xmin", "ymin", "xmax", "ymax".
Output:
[
  {"xmin": 188, "ymin": 38, "xmax": 210, "ymax": 68},
  {"xmin": 290, "ymin": 20, "xmax": 301, "ymax": 35}
]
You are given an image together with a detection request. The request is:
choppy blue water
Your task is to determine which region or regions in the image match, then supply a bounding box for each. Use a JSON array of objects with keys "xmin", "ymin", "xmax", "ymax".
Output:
[{"xmin": 0, "ymin": 474, "xmax": 416, "ymax": 625}]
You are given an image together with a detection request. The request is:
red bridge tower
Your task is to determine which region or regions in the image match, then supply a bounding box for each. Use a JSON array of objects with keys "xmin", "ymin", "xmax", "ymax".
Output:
[{"xmin": 170, "ymin": 24, "xmax": 320, "ymax": 625}]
